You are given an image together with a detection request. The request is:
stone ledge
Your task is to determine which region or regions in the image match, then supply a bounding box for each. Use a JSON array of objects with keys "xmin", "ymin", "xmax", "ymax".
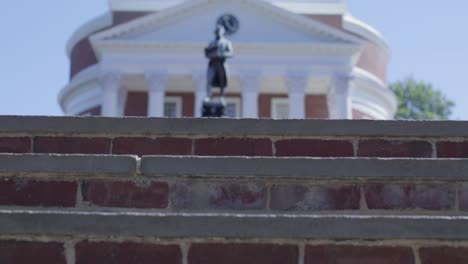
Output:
[
  {"xmin": 0, "ymin": 154, "xmax": 137, "ymax": 177},
  {"xmin": 142, "ymin": 156, "xmax": 468, "ymax": 180},
  {"xmin": 1, "ymin": 116, "xmax": 468, "ymax": 137},
  {"xmin": 2, "ymin": 210, "xmax": 468, "ymax": 240},
  {"xmin": 1, "ymin": 154, "xmax": 468, "ymax": 180}
]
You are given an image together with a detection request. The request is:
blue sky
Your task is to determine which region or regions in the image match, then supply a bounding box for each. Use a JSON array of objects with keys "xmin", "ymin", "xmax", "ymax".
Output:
[{"xmin": 1, "ymin": 1, "xmax": 467, "ymax": 119}]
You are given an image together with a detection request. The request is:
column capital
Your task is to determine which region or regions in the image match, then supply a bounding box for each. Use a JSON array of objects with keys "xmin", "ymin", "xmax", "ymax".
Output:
[
  {"xmin": 191, "ymin": 71, "xmax": 207, "ymax": 92},
  {"xmin": 286, "ymin": 71, "xmax": 309, "ymax": 94},
  {"xmin": 330, "ymin": 74, "xmax": 354, "ymax": 119},
  {"xmin": 239, "ymin": 70, "xmax": 262, "ymax": 93},
  {"xmin": 333, "ymin": 74, "xmax": 355, "ymax": 95},
  {"xmin": 145, "ymin": 70, "xmax": 169, "ymax": 93},
  {"xmin": 99, "ymin": 72, "xmax": 121, "ymax": 91}
]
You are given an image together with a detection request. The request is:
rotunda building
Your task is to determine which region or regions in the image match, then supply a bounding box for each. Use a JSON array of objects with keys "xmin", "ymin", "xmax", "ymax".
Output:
[{"xmin": 60, "ymin": 0, "xmax": 397, "ymax": 119}]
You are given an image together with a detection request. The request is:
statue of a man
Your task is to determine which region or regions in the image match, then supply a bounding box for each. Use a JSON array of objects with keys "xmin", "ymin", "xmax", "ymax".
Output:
[{"xmin": 204, "ymin": 25, "xmax": 234, "ymax": 102}]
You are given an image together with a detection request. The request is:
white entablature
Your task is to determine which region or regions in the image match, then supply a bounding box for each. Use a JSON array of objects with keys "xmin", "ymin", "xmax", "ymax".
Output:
[{"xmin": 109, "ymin": 0, "xmax": 347, "ymax": 14}]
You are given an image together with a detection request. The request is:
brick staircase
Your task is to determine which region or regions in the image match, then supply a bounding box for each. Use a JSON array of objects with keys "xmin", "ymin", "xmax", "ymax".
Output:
[{"xmin": 1, "ymin": 116, "xmax": 468, "ymax": 263}]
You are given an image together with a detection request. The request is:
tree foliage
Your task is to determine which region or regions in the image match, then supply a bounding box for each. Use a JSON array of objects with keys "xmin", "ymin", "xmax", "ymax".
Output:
[{"xmin": 390, "ymin": 77, "xmax": 455, "ymax": 120}]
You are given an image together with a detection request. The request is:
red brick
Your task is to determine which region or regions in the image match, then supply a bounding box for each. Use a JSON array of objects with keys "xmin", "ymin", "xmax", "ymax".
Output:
[
  {"xmin": 189, "ymin": 243, "xmax": 298, "ymax": 264},
  {"xmin": 365, "ymin": 184, "xmax": 454, "ymax": 210},
  {"xmin": 0, "ymin": 240, "xmax": 65, "ymax": 264},
  {"xmin": 275, "ymin": 139, "xmax": 354, "ymax": 157},
  {"xmin": 420, "ymin": 247, "xmax": 468, "ymax": 264},
  {"xmin": 194, "ymin": 138, "xmax": 273, "ymax": 156},
  {"xmin": 270, "ymin": 185, "xmax": 360, "ymax": 211},
  {"xmin": 82, "ymin": 181, "xmax": 168, "ymax": 209},
  {"xmin": 305, "ymin": 245, "xmax": 414, "ymax": 264},
  {"xmin": 124, "ymin": 91, "xmax": 148, "ymax": 117},
  {"xmin": 113, "ymin": 137, "xmax": 192, "ymax": 156},
  {"xmin": 0, "ymin": 179, "xmax": 76, "ymax": 207},
  {"xmin": 34, "ymin": 137, "xmax": 111, "ymax": 154},
  {"xmin": 76, "ymin": 241, "xmax": 181, "ymax": 264},
  {"xmin": 437, "ymin": 141, "xmax": 468, "ymax": 158},
  {"xmin": 0, "ymin": 137, "xmax": 31, "ymax": 153},
  {"xmin": 173, "ymin": 182, "xmax": 266, "ymax": 210},
  {"xmin": 357, "ymin": 140, "xmax": 433, "ymax": 157}
]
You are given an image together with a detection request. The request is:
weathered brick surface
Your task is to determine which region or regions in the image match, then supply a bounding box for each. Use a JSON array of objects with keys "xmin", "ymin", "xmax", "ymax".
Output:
[
  {"xmin": 0, "ymin": 179, "xmax": 76, "ymax": 207},
  {"xmin": 112, "ymin": 137, "xmax": 192, "ymax": 156},
  {"xmin": 305, "ymin": 245, "xmax": 414, "ymax": 264},
  {"xmin": 82, "ymin": 181, "xmax": 168, "ymax": 209},
  {"xmin": 270, "ymin": 185, "xmax": 360, "ymax": 211},
  {"xmin": 0, "ymin": 240, "xmax": 65, "ymax": 264},
  {"xmin": 457, "ymin": 185, "xmax": 468, "ymax": 211},
  {"xmin": 365, "ymin": 184, "xmax": 454, "ymax": 210},
  {"xmin": 275, "ymin": 139, "xmax": 354, "ymax": 157},
  {"xmin": 194, "ymin": 138, "xmax": 273, "ymax": 156},
  {"xmin": 189, "ymin": 243, "xmax": 298, "ymax": 264},
  {"xmin": 437, "ymin": 142, "xmax": 468, "ymax": 158},
  {"xmin": 419, "ymin": 247, "xmax": 468, "ymax": 264},
  {"xmin": 34, "ymin": 137, "xmax": 111, "ymax": 154},
  {"xmin": 0, "ymin": 137, "xmax": 31, "ymax": 153},
  {"xmin": 172, "ymin": 182, "xmax": 266, "ymax": 210},
  {"xmin": 358, "ymin": 140, "xmax": 433, "ymax": 157},
  {"xmin": 76, "ymin": 241, "xmax": 181, "ymax": 264}
]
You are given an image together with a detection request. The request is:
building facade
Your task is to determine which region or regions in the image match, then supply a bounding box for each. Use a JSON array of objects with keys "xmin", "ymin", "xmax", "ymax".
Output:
[{"xmin": 60, "ymin": 0, "xmax": 397, "ymax": 119}]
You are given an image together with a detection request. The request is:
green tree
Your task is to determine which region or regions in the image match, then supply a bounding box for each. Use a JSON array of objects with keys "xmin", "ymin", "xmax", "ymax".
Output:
[{"xmin": 390, "ymin": 77, "xmax": 455, "ymax": 120}]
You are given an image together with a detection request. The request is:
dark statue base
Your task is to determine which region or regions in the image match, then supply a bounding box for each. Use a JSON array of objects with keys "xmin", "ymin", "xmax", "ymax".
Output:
[{"xmin": 202, "ymin": 100, "xmax": 226, "ymax": 118}]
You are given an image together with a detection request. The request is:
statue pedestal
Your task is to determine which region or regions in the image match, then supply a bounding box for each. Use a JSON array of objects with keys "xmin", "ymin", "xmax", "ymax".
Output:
[{"xmin": 202, "ymin": 99, "xmax": 226, "ymax": 118}]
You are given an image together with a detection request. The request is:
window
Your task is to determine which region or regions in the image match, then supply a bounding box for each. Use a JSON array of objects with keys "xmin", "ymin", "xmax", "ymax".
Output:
[
  {"xmin": 224, "ymin": 97, "xmax": 241, "ymax": 118},
  {"xmin": 164, "ymin": 97, "xmax": 182, "ymax": 118},
  {"xmin": 271, "ymin": 98, "xmax": 289, "ymax": 119}
]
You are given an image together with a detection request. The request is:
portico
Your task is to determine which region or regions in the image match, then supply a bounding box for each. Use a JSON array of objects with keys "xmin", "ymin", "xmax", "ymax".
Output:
[{"xmin": 59, "ymin": 0, "xmax": 398, "ymax": 120}]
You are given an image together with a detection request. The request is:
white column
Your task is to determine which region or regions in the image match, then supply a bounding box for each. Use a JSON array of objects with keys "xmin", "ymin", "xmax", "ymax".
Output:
[
  {"xmin": 146, "ymin": 71, "xmax": 168, "ymax": 117},
  {"xmin": 330, "ymin": 75, "xmax": 353, "ymax": 119},
  {"xmin": 100, "ymin": 72, "xmax": 121, "ymax": 117},
  {"xmin": 192, "ymin": 71, "xmax": 207, "ymax": 118},
  {"xmin": 239, "ymin": 71, "xmax": 260, "ymax": 118},
  {"xmin": 286, "ymin": 71, "xmax": 308, "ymax": 119}
]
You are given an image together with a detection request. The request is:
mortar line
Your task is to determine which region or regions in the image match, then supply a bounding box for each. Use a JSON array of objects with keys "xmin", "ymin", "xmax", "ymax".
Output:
[
  {"xmin": 352, "ymin": 138, "xmax": 359, "ymax": 157},
  {"xmin": 359, "ymin": 184, "xmax": 368, "ymax": 210},
  {"xmin": 75, "ymin": 182, "xmax": 84, "ymax": 209},
  {"xmin": 181, "ymin": 242, "xmax": 190, "ymax": 264},
  {"xmin": 298, "ymin": 243, "xmax": 305, "ymax": 264},
  {"xmin": 64, "ymin": 240, "xmax": 77, "ymax": 264},
  {"xmin": 109, "ymin": 137, "xmax": 114, "ymax": 155},
  {"xmin": 430, "ymin": 139, "xmax": 437, "ymax": 158},
  {"xmin": 412, "ymin": 245, "xmax": 422, "ymax": 264}
]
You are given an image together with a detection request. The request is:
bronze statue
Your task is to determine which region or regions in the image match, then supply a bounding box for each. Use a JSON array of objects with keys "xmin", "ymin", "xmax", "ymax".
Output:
[{"xmin": 204, "ymin": 25, "xmax": 234, "ymax": 103}]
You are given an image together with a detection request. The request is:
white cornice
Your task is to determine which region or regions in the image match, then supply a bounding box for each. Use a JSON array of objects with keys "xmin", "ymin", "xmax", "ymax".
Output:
[
  {"xmin": 109, "ymin": 0, "xmax": 347, "ymax": 14},
  {"xmin": 66, "ymin": 13, "xmax": 113, "ymax": 58},
  {"xmin": 92, "ymin": 41, "xmax": 361, "ymax": 62},
  {"xmin": 343, "ymin": 14, "xmax": 390, "ymax": 57},
  {"xmin": 92, "ymin": 0, "xmax": 363, "ymax": 57},
  {"xmin": 353, "ymin": 67, "xmax": 397, "ymax": 117}
]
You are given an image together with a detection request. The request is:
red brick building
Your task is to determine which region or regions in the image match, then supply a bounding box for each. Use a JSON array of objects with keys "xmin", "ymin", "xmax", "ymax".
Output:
[{"xmin": 60, "ymin": 0, "xmax": 396, "ymax": 119}]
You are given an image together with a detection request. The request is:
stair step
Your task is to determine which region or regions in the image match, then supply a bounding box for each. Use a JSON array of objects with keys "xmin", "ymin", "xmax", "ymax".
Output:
[
  {"xmin": 1, "ymin": 154, "xmax": 468, "ymax": 180},
  {"xmin": 1, "ymin": 209, "xmax": 467, "ymax": 240}
]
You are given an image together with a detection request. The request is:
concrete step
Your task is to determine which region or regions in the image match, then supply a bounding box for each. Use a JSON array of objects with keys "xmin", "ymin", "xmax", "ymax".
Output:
[
  {"xmin": 1, "ymin": 209, "xmax": 468, "ymax": 240},
  {"xmin": 1, "ymin": 116, "xmax": 468, "ymax": 159},
  {"xmin": 1, "ymin": 154, "xmax": 468, "ymax": 180},
  {"xmin": 0, "ymin": 154, "xmax": 467, "ymax": 214}
]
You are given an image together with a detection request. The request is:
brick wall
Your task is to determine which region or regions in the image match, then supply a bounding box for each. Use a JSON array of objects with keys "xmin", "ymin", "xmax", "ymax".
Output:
[
  {"xmin": 4, "ymin": 239, "xmax": 468, "ymax": 264},
  {"xmin": 1, "ymin": 117, "xmax": 468, "ymax": 263}
]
